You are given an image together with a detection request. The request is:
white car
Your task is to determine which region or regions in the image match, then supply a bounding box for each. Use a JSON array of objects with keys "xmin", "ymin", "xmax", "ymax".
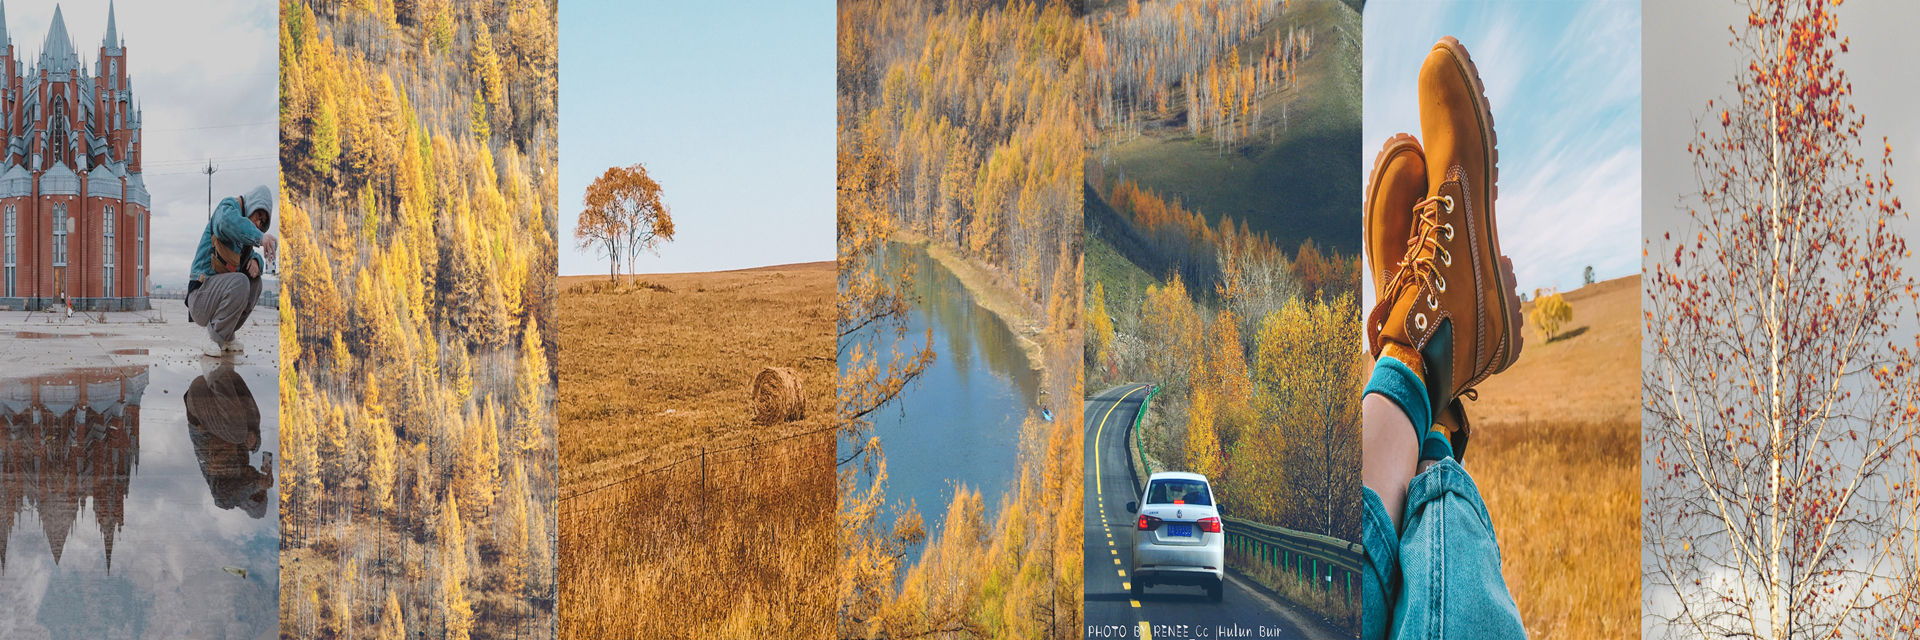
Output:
[{"xmin": 1128, "ymin": 471, "xmax": 1225, "ymax": 602}]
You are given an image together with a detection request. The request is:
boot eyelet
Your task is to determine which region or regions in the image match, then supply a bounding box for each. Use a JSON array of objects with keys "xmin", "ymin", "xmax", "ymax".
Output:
[
  {"xmin": 1440, "ymin": 223, "xmax": 1455, "ymax": 241},
  {"xmin": 1414, "ymin": 313, "xmax": 1428, "ymax": 332},
  {"xmin": 1439, "ymin": 247, "xmax": 1452, "ymax": 266},
  {"xmin": 1439, "ymin": 195, "xmax": 1454, "ymax": 212},
  {"xmin": 1427, "ymin": 292, "xmax": 1439, "ymax": 309}
]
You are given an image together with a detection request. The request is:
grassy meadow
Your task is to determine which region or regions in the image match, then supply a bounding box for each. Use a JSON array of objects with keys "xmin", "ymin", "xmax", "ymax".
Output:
[
  {"xmin": 1466, "ymin": 275, "xmax": 1641, "ymax": 638},
  {"xmin": 556, "ymin": 263, "xmax": 837, "ymax": 637}
]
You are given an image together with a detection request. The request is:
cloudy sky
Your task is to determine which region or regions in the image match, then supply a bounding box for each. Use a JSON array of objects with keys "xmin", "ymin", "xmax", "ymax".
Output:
[
  {"xmin": 556, "ymin": 0, "xmax": 834, "ymax": 276},
  {"xmin": 6, "ymin": 0, "xmax": 278, "ymax": 290},
  {"xmin": 1364, "ymin": 0, "xmax": 1641, "ymax": 296},
  {"xmin": 1642, "ymin": 2, "xmax": 1920, "ymax": 631}
]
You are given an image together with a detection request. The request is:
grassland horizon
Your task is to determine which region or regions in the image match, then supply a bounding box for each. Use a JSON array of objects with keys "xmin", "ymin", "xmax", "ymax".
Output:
[{"xmin": 1465, "ymin": 274, "xmax": 1641, "ymax": 638}]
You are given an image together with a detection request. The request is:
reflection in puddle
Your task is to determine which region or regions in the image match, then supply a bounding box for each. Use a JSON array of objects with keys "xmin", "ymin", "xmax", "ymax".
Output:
[
  {"xmin": 184, "ymin": 365, "xmax": 271, "ymax": 519},
  {"xmin": 110, "ymin": 348, "xmax": 150, "ymax": 356},
  {"xmin": 0, "ymin": 360, "xmax": 279, "ymax": 637},
  {"xmin": 0, "ymin": 367, "xmax": 145, "ymax": 570}
]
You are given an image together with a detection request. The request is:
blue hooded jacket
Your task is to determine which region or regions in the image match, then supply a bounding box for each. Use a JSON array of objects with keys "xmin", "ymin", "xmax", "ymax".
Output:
[{"xmin": 189, "ymin": 196, "xmax": 265, "ymax": 283}]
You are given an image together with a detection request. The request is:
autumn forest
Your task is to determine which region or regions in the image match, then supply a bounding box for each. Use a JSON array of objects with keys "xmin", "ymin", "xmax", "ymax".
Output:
[{"xmin": 277, "ymin": 0, "xmax": 559, "ymax": 637}]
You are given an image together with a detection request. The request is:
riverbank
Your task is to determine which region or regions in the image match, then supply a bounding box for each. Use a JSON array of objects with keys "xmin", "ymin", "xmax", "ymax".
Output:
[{"xmin": 892, "ymin": 232, "xmax": 1056, "ymax": 402}]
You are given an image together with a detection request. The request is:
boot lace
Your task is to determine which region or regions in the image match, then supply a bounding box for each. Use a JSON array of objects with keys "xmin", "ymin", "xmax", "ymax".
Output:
[{"xmin": 1372, "ymin": 195, "xmax": 1454, "ymax": 341}]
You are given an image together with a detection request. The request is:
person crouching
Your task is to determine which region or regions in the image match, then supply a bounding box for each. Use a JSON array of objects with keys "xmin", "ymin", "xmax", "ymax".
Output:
[{"xmin": 188, "ymin": 185, "xmax": 278, "ymax": 358}]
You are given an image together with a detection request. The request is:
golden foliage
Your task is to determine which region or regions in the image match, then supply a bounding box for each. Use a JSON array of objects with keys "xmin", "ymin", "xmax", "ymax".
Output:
[
  {"xmin": 1528, "ymin": 289, "xmax": 1572, "ymax": 342},
  {"xmin": 279, "ymin": 0, "xmax": 557, "ymax": 636}
]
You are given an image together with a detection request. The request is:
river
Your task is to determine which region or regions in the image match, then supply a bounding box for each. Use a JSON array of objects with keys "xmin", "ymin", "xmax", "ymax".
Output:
[{"xmin": 841, "ymin": 243, "xmax": 1042, "ymax": 567}]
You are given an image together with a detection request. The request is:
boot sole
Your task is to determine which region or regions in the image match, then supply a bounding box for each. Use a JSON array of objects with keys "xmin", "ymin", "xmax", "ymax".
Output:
[
  {"xmin": 1431, "ymin": 36, "xmax": 1518, "ymax": 377},
  {"xmin": 1364, "ymin": 133, "xmax": 1423, "ymax": 354}
]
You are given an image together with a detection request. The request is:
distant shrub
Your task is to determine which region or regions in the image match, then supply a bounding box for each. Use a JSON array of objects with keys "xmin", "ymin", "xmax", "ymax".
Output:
[{"xmin": 1530, "ymin": 290, "xmax": 1573, "ymax": 341}]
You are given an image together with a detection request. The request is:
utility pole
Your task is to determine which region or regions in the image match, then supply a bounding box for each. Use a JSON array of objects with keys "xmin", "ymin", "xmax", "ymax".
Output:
[{"xmin": 202, "ymin": 160, "xmax": 217, "ymax": 219}]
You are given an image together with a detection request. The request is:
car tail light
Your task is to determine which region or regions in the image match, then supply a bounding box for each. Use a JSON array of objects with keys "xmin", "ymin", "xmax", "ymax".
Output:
[
  {"xmin": 1198, "ymin": 516, "xmax": 1222, "ymax": 533},
  {"xmin": 1137, "ymin": 514, "xmax": 1161, "ymax": 531}
]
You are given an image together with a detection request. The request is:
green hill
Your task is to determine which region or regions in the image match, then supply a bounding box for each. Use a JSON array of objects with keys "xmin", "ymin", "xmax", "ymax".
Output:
[{"xmin": 1092, "ymin": 0, "xmax": 1361, "ymax": 256}]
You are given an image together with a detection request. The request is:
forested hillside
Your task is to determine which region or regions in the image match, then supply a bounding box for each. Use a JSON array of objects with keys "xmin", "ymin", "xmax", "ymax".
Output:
[
  {"xmin": 1081, "ymin": 1, "xmax": 1362, "ymax": 617},
  {"xmin": 838, "ymin": 0, "xmax": 1086, "ymax": 637},
  {"xmin": 277, "ymin": 0, "xmax": 559, "ymax": 637}
]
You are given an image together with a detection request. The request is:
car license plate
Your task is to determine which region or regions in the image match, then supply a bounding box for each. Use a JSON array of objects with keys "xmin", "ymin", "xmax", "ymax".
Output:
[{"xmin": 1169, "ymin": 524, "xmax": 1193, "ymax": 537}]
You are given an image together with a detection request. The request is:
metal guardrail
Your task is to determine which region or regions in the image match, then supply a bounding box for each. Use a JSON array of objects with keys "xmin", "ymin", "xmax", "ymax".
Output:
[
  {"xmin": 1222, "ymin": 516, "xmax": 1363, "ymax": 607},
  {"xmin": 1126, "ymin": 383, "xmax": 1363, "ymax": 608}
]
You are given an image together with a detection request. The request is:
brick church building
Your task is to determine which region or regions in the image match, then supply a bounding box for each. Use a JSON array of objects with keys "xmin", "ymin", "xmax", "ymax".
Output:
[{"xmin": 0, "ymin": 3, "xmax": 150, "ymax": 311}]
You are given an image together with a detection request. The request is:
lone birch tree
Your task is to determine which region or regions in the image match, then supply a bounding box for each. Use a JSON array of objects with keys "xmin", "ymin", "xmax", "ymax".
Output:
[{"xmin": 1645, "ymin": 1, "xmax": 1920, "ymax": 637}]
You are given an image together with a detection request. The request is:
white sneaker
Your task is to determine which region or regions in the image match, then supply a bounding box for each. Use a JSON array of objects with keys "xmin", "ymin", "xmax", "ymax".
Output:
[
  {"xmin": 224, "ymin": 339, "xmax": 245, "ymax": 353},
  {"xmin": 202, "ymin": 341, "xmax": 225, "ymax": 358}
]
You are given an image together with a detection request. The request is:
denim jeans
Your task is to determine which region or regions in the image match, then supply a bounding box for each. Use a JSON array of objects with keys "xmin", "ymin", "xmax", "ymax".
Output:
[{"xmin": 1360, "ymin": 357, "xmax": 1525, "ymax": 639}]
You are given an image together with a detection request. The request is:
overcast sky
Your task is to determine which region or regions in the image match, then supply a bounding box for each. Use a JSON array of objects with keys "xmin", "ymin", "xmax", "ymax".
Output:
[
  {"xmin": 556, "ymin": 0, "xmax": 834, "ymax": 276},
  {"xmin": 8, "ymin": 0, "xmax": 278, "ymax": 290},
  {"xmin": 1641, "ymin": 2, "xmax": 1920, "ymax": 631},
  {"xmin": 1364, "ymin": 0, "xmax": 1641, "ymax": 296}
]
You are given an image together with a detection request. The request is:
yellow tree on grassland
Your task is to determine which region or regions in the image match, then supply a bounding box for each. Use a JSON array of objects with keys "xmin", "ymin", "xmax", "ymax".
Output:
[
  {"xmin": 379, "ymin": 591, "xmax": 405, "ymax": 640},
  {"xmin": 576, "ymin": 163, "xmax": 672, "ymax": 282},
  {"xmin": 1529, "ymin": 289, "xmax": 1572, "ymax": 341}
]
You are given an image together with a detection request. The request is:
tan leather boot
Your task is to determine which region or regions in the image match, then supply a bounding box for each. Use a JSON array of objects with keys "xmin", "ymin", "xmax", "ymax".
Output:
[
  {"xmin": 1370, "ymin": 37, "xmax": 1523, "ymax": 457},
  {"xmin": 1364, "ymin": 133, "xmax": 1425, "ymax": 358}
]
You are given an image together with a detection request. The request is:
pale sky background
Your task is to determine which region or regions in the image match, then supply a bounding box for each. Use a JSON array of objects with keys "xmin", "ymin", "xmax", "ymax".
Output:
[
  {"xmin": 1364, "ymin": 0, "xmax": 1641, "ymax": 297},
  {"xmin": 7, "ymin": 0, "xmax": 279, "ymax": 290},
  {"xmin": 1642, "ymin": 2, "xmax": 1920, "ymax": 632},
  {"xmin": 556, "ymin": 0, "xmax": 835, "ymax": 276}
]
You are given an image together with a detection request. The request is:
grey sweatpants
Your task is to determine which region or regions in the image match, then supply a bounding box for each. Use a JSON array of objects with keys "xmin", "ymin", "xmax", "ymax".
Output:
[{"xmin": 188, "ymin": 272, "xmax": 262, "ymax": 344}]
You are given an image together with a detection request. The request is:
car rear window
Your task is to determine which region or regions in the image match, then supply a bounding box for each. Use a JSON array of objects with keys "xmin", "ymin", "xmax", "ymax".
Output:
[{"xmin": 1145, "ymin": 478, "xmax": 1212, "ymax": 506}]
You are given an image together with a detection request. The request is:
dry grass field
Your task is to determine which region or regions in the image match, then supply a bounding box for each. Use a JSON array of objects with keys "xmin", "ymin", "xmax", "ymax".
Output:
[
  {"xmin": 558, "ymin": 263, "xmax": 837, "ymax": 481},
  {"xmin": 556, "ymin": 262, "xmax": 837, "ymax": 638},
  {"xmin": 1464, "ymin": 275, "xmax": 1640, "ymax": 638}
]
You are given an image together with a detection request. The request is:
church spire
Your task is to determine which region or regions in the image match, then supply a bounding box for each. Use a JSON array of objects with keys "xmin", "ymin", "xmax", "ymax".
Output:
[
  {"xmin": 0, "ymin": 2, "xmax": 11, "ymax": 52},
  {"xmin": 42, "ymin": 4, "xmax": 76, "ymax": 74},
  {"xmin": 102, "ymin": 0, "xmax": 118, "ymax": 53}
]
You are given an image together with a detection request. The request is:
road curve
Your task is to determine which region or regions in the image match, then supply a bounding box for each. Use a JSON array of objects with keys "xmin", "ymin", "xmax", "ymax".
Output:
[{"xmin": 1083, "ymin": 384, "xmax": 1351, "ymax": 640}]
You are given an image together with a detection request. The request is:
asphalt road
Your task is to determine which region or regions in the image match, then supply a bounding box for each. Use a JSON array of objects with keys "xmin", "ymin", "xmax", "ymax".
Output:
[{"xmin": 1084, "ymin": 384, "xmax": 1350, "ymax": 640}]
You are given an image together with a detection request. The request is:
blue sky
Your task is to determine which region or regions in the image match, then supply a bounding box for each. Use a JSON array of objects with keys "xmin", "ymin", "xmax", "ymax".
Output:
[
  {"xmin": 557, "ymin": 0, "xmax": 835, "ymax": 275},
  {"xmin": 1364, "ymin": 0, "xmax": 1641, "ymax": 296}
]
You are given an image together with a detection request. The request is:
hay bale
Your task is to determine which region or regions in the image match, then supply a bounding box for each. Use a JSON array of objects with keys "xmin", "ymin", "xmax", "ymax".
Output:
[{"xmin": 751, "ymin": 367, "xmax": 806, "ymax": 424}]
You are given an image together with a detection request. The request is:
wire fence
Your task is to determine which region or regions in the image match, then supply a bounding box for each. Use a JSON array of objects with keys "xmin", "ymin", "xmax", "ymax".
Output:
[{"xmin": 557, "ymin": 420, "xmax": 839, "ymax": 636}]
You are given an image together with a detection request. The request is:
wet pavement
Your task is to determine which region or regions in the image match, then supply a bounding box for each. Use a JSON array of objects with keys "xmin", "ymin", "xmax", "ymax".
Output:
[{"xmin": 0, "ymin": 307, "xmax": 278, "ymax": 639}]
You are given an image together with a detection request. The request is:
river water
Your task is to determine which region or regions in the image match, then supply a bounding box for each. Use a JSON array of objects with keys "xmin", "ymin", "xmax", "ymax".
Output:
[{"xmin": 841, "ymin": 244, "xmax": 1042, "ymax": 567}]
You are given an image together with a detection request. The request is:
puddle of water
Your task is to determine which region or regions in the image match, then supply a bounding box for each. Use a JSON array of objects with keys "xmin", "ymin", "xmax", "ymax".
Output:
[
  {"xmin": 11, "ymin": 332, "xmax": 82, "ymax": 340},
  {"xmin": 0, "ymin": 360, "xmax": 279, "ymax": 637}
]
